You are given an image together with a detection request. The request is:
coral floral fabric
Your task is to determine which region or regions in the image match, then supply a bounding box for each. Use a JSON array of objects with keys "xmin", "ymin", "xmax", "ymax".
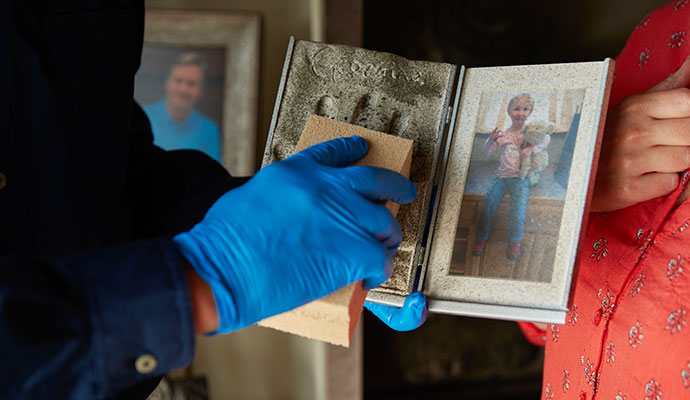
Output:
[{"xmin": 522, "ymin": 2, "xmax": 690, "ymax": 399}]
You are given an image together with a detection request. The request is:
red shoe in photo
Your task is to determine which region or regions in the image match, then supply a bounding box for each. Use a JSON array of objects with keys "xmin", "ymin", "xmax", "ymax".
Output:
[
  {"xmin": 472, "ymin": 240, "xmax": 487, "ymax": 256},
  {"xmin": 507, "ymin": 241, "xmax": 521, "ymax": 260}
]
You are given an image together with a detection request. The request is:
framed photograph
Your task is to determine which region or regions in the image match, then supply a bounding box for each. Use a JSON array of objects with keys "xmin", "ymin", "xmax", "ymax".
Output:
[
  {"xmin": 264, "ymin": 39, "xmax": 613, "ymax": 325},
  {"xmin": 448, "ymin": 88, "xmax": 586, "ymax": 282},
  {"xmin": 423, "ymin": 62, "xmax": 613, "ymax": 323},
  {"xmin": 135, "ymin": 9, "xmax": 260, "ymax": 176}
]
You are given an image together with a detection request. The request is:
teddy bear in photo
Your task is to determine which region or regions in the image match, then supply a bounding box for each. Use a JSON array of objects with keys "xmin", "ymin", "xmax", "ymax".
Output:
[{"xmin": 520, "ymin": 120, "xmax": 554, "ymax": 186}]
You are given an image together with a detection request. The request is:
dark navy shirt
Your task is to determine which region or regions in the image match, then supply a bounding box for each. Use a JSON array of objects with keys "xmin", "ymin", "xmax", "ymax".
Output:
[{"xmin": 0, "ymin": 1, "xmax": 245, "ymax": 398}]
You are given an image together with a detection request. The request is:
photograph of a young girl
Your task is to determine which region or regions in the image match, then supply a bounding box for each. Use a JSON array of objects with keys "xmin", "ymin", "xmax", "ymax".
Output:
[{"xmin": 450, "ymin": 89, "xmax": 585, "ymax": 282}]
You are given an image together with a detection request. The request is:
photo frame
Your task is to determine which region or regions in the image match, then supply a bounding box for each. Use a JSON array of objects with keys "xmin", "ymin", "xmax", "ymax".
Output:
[
  {"xmin": 264, "ymin": 39, "xmax": 614, "ymax": 325},
  {"xmin": 135, "ymin": 9, "xmax": 260, "ymax": 176},
  {"xmin": 423, "ymin": 62, "xmax": 613, "ymax": 323}
]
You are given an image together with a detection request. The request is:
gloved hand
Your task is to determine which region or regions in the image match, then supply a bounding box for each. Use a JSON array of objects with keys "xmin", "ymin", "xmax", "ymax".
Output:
[
  {"xmin": 174, "ymin": 136, "xmax": 417, "ymax": 333},
  {"xmin": 364, "ymin": 291, "xmax": 428, "ymax": 331}
]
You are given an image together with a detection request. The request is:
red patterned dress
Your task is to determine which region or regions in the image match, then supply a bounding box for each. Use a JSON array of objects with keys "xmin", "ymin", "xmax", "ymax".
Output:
[{"xmin": 521, "ymin": 2, "xmax": 690, "ymax": 399}]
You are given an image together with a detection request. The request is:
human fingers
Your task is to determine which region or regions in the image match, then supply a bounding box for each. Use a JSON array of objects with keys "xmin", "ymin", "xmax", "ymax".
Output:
[
  {"xmin": 344, "ymin": 194, "xmax": 403, "ymax": 254},
  {"xmin": 603, "ymin": 93, "xmax": 690, "ymax": 155},
  {"xmin": 642, "ymin": 118, "xmax": 690, "ymax": 146},
  {"xmin": 361, "ymin": 245, "xmax": 394, "ymax": 290},
  {"xmin": 293, "ymin": 136, "xmax": 368, "ymax": 167},
  {"xmin": 625, "ymin": 172, "xmax": 679, "ymax": 206},
  {"xmin": 600, "ymin": 117, "xmax": 690, "ymax": 175},
  {"xmin": 591, "ymin": 172, "xmax": 679, "ymax": 212},
  {"xmin": 349, "ymin": 222, "xmax": 395, "ymax": 290},
  {"xmin": 344, "ymin": 165, "xmax": 418, "ymax": 205},
  {"xmin": 394, "ymin": 291, "xmax": 428, "ymax": 331},
  {"xmin": 648, "ymin": 55, "xmax": 690, "ymax": 92},
  {"xmin": 363, "ymin": 291, "xmax": 427, "ymax": 331},
  {"xmin": 639, "ymin": 145, "xmax": 690, "ymax": 173},
  {"xmin": 606, "ymin": 142, "xmax": 690, "ymax": 176},
  {"xmin": 623, "ymin": 87, "xmax": 690, "ymax": 120}
]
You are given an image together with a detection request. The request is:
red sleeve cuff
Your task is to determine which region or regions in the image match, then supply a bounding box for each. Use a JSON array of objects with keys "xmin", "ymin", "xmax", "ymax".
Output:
[{"xmin": 517, "ymin": 321, "xmax": 547, "ymax": 346}]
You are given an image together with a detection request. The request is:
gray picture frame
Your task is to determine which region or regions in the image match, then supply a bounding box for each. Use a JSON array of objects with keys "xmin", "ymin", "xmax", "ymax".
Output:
[
  {"xmin": 422, "ymin": 61, "xmax": 614, "ymax": 323},
  {"xmin": 142, "ymin": 9, "xmax": 261, "ymax": 176}
]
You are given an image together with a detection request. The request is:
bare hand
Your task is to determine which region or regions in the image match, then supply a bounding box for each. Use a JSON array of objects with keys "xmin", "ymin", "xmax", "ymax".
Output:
[
  {"xmin": 591, "ymin": 57, "xmax": 690, "ymax": 212},
  {"xmin": 490, "ymin": 128, "xmax": 502, "ymax": 141}
]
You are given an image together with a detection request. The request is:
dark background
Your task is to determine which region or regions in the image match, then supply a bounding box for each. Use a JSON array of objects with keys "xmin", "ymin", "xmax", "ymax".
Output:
[
  {"xmin": 358, "ymin": 1, "xmax": 669, "ymax": 399},
  {"xmin": 362, "ymin": 0, "xmax": 669, "ymax": 67}
]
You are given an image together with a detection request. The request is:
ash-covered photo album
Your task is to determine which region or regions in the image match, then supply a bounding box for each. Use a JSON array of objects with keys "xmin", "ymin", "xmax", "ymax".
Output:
[{"xmin": 259, "ymin": 37, "xmax": 613, "ymax": 345}]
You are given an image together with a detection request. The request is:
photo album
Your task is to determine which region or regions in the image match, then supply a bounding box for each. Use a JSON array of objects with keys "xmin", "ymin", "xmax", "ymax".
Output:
[{"xmin": 260, "ymin": 38, "xmax": 613, "ymax": 345}]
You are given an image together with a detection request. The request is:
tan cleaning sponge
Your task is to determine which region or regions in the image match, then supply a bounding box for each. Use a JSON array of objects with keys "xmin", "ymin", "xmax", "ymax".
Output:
[{"xmin": 257, "ymin": 115, "xmax": 414, "ymax": 346}]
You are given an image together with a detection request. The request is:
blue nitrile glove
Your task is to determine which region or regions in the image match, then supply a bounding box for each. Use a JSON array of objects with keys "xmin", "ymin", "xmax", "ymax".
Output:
[
  {"xmin": 364, "ymin": 291, "xmax": 428, "ymax": 331},
  {"xmin": 174, "ymin": 136, "xmax": 417, "ymax": 333}
]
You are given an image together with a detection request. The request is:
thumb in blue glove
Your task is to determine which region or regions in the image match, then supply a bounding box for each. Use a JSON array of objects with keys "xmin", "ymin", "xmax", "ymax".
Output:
[
  {"xmin": 364, "ymin": 291, "xmax": 427, "ymax": 331},
  {"xmin": 174, "ymin": 136, "xmax": 417, "ymax": 334}
]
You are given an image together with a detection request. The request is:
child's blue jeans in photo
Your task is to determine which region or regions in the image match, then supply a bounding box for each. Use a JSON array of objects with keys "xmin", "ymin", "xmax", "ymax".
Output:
[{"xmin": 476, "ymin": 176, "xmax": 530, "ymax": 243}]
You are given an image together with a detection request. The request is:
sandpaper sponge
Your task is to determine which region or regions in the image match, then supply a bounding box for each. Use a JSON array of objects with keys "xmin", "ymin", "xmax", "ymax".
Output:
[{"xmin": 257, "ymin": 115, "xmax": 414, "ymax": 346}]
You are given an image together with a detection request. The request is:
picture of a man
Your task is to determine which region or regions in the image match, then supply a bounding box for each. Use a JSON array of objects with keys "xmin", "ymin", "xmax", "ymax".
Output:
[{"xmin": 143, "ymin": 52, "xmax": 221, "ymax": 162}]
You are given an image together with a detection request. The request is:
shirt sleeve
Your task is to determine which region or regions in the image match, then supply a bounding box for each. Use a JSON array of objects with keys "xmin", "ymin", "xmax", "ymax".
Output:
[
  {"xmin": 516, "ymin": 321, "xmax": 547, "ymax": 346},
  {"xmin": 0, "ymin": 238, "xmax": 195, "ymax": 399},
  {"xmin": 609, "ymin": 1, "xmax": 689, "ymax": 108}
]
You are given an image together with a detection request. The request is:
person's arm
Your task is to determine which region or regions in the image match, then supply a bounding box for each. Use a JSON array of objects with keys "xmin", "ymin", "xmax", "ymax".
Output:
[
  {"xmin": 521, "ymin": 134, "xmax": 550, "ymax": 158},
  {"xmin": 483, "ymin": 128, "xmax": 502, "ymax": 154},
  {"xmin": 520, "ymin": 144, "xmax": 535, "ymax": 158},
  {"xmin": 184, "ymin": 262, "xmax": 220, "ymax": 334},
  {"xmin": 0, "ymin": 239, "xmax": 196, "ymax": 399},
  {"xmin": 2, "ymin": 2, "xmax": 251, "ymax": 398},
  {"xmin": 516, "ymin": 321, "xmax": 548, "ymax": 346},
  {"xmin": 0, "ymin": 94, "xmax": 242, "ymax": 399}
]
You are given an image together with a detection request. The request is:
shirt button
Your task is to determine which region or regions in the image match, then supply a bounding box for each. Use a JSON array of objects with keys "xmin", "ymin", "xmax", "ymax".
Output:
[
  {"xmin": 0, "ymin": 172, "xmax": 6, "ymax": 190},
  {"xmin": 593, "ymin": 309, "xmax": 602, "ymax": 326},
  {"xmin": 135, "ymin": 354, "xmax": 158, "ymax": 374}
]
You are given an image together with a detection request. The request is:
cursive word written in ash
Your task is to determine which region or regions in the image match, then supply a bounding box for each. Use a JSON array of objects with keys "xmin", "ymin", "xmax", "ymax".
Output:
[{"xmin": 310, "ymin": 47, "xmax": 424, "ymax": 86}]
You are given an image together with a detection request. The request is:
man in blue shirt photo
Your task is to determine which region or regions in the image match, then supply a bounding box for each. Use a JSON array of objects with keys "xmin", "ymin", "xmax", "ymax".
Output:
[{"xmin": 143, "ymin": 52, "xmax": 222, "ymax": 162}]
